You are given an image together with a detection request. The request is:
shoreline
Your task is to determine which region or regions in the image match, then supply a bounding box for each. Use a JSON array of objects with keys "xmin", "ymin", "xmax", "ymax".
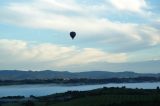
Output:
[
  {"xmin": 0, "ymin": 82, "xmax": 160, "ymax": 98},
  {"xmin": 1, "ymin": 77, "xmax": 160, "ymax": 86},
  {"xmin": 0, "ymin": 87, "xmax": 160, "ymax": 106}
]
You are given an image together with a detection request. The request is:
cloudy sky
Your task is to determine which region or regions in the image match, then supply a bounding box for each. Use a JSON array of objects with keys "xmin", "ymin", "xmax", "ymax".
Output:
[{"xmin": 0, "ymin": 0, "xmax": 160, "ymax": 73}]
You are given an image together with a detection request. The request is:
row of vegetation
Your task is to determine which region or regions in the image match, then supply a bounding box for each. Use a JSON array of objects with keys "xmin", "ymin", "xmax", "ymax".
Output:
[
  {"xmin": 0, "ymin": 77, "xmax": 160, "ymax": 86},
  {"xmin": 1, "ymin": 87, "xmax": 160, "ymax": 106}
]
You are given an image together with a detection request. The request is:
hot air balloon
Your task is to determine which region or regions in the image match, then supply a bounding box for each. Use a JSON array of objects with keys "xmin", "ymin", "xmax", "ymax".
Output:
[{"xmin": 70, "ymin": 31, "xmax": 76, "ymax": 39}]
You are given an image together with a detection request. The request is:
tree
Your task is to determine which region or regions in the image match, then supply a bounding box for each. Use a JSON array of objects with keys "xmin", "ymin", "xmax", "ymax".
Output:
[
  {"xmin": 24, "ymin": 100, "xmax": 35, "ymax": 106},
  {"xmin": 156, "ymin": 86, "xmax": 160, "ymax": 90}
]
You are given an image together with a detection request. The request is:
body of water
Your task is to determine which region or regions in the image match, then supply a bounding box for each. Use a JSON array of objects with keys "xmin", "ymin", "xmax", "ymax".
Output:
[{"xmin": 0, "ymin": 82, "xmax": 159, "ymax": 97}]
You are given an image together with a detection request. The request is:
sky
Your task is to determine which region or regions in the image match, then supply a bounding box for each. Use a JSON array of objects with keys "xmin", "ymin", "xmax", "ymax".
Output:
[{"xmin": 0, "ymin": 0, "xmax": 160, "ymax": 73}]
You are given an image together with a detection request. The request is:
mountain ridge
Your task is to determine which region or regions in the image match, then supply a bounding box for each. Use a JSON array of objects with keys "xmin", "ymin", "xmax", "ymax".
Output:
[{"xmin": 0, "ymin": 70, "xmax": 159, "ymax": 80}]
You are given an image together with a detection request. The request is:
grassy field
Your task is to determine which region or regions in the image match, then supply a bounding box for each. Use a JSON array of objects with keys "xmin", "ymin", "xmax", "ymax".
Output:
[{"xmin": 51, "ymin": 95, "xmax": 160, "ymax": 106}]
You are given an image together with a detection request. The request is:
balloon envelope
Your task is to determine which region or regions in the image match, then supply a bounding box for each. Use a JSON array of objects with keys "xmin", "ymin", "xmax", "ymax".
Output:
[{"xmin": 70, "ymin": 31, "xmax": 76, "ymax": 39}]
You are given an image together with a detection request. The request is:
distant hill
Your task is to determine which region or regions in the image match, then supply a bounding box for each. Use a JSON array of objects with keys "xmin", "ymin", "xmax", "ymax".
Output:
[{"xmin": 0, "ymin": 70, "xmax": 159, "ymax": 80}]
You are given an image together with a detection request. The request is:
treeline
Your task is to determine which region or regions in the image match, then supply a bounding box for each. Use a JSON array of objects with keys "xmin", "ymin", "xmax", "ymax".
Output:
[
  {"xmin": 0, "ymin": 96, "xmax": 25, "ymax": 99},
  {"xmin": 0, "ymin": 77, "xmax": 160, "ymax": 85},
  {"xmin": 37, "ymin": 87, "xmax": 160, "ymax": 106}
]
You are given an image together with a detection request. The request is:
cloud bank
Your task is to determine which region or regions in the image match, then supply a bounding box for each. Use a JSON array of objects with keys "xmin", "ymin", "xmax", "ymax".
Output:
[{"xmin": 0, "ymin": 39, "xmax": 127, "ymax": 70}]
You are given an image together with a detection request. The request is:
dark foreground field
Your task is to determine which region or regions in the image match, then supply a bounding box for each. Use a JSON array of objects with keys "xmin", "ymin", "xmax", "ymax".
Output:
[{"xmin": 1, "ymin": 87, "xmax": 160, "ymax": 106}]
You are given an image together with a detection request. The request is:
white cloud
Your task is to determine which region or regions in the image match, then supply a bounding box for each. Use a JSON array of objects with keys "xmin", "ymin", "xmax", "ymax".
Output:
[
  {"xmin": 109, "ymin": 0, "xmax": 148, "ymax": 13},
  {"xmin": 57, "ymin": 48, "xmax": 127, "ymax": 66},
  {"xmin": 140, "ymin": 26, "xmax": 160, "ymax": 46},
  {"xmin": 0, "ymin": 39, "xmax": 127, "ymax": 70}
]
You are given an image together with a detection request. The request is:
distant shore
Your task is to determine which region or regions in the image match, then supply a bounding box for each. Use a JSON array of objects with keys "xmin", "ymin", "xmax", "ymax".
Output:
[{"xmin": 0, "ymin": 77, "xmax": 160, "ymax": 86}]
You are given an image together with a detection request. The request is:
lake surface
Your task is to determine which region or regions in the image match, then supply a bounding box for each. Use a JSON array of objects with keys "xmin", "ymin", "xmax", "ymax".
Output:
[{"xmin": 0, "ymin": 82, "xmax": 160, "ymax": 97}]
